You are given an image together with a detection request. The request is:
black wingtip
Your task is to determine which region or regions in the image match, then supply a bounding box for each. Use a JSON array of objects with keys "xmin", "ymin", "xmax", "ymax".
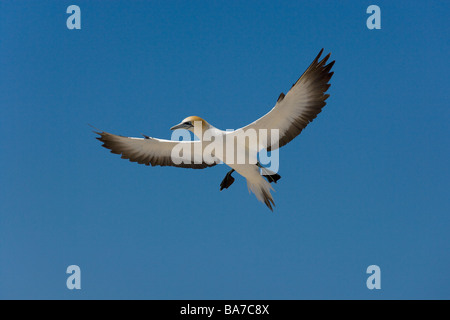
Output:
[
  {"xmin": 88, "ymin": 124, "xmax": 104, "ymax": 136},
  {"xmin": 325, "ymin": 60, "xmax": 336, "ymax": 71},
  {"xmin": 261, "ymin": 188, "xmax": 275, "ymax": 211},
  {"xmin": 88, "ymin": 123, "xmax": 101, "ymax": 131},
  {"xmin": 313, "ymin": 48, "xmax": 324, "ymax": 64}
]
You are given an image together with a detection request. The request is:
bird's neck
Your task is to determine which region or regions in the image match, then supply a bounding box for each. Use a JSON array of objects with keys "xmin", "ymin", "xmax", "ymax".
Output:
[{"xmin": 191, "ymin": 123, "xmax": 220, "ymax": 140}]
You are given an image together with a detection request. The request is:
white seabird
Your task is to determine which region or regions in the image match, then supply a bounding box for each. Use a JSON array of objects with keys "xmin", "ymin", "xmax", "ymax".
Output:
[{"xmin": 95, "ymin": 49, "xmax": 335, "ymax": 210}]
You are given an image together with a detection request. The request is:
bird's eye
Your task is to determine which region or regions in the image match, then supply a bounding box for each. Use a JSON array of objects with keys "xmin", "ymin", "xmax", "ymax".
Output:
[{"xmin": 185, "ymin": 121, "xmax": 192, "ymax": 126}]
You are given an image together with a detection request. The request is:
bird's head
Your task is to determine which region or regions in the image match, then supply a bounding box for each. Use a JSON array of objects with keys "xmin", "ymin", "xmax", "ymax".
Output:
[{"xmin": 170, "ymin": 116, "xmax": 211, "ymax": 135}]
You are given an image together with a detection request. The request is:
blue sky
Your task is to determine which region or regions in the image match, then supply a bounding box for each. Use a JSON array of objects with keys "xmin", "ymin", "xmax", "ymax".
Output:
[{"xmin": 1, "ymin": 1, "xmax": 449, "ymax": 299}]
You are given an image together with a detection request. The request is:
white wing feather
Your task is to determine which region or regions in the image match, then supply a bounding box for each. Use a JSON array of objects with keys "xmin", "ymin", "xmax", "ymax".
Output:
[{"xmin": 96, "ymin": 131, "xmax": 218, "ymax": 169}]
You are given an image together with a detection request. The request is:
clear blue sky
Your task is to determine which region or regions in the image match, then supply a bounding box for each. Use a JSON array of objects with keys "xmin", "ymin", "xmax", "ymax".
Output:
[{"xmin": 1, "ymin": 1, "xmax": 449, "ymax": 299}]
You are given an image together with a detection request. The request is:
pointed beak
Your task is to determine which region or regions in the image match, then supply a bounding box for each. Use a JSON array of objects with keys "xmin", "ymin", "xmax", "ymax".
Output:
[{"xmin": 170, "ymin": 123, "xmax": 188, "ymax": 130}]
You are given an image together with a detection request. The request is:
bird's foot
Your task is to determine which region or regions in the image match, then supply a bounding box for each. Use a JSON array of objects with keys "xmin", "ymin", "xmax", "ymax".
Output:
[
  {"xmin": 220, "ymin": 169, "xmax": 235, "ymax": 191},
  {"xmin": 263, "ymin": 173, "xmax": 281, "ymax": 184},
  {"xmin": 256, "ymin": 162, "xmax": 281, "ymax": 184}
]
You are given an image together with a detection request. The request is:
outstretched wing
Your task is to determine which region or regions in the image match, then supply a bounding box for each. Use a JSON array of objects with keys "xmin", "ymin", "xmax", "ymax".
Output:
[
  {"xmin": 241, "ymin": 49, "xmax": 335, "ymax": 151},
  {"xmin": 95, "ymin": 130, "xmax": 218, "ymax": 169}
]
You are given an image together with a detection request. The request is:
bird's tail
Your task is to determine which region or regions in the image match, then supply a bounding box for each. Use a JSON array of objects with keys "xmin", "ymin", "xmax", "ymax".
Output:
[{"xmin": 247, "ymin": 175, "xmax": 275, "ymax": 211}]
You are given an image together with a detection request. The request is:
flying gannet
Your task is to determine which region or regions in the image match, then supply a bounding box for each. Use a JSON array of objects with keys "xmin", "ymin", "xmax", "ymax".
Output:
[{"xmin": 95, "ymin": 49, "xmax": 335, "ymax": 210}]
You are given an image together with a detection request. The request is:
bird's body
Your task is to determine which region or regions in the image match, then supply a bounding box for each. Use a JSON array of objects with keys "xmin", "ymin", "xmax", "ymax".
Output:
[{"xmin": 95, "ymin": 49, "xmax": 335, "ymax": 210}]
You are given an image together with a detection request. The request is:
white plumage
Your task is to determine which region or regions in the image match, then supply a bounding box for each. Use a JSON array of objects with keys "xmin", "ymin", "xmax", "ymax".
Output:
[{"xmin": 95, "ymin": 49, "xmax": 335, "ymax": 210}]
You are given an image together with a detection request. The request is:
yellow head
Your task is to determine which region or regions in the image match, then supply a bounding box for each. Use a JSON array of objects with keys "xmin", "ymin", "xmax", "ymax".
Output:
[{"xmin": 170, "ymin": 116, "xmax": 211, "ymax": 135}]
